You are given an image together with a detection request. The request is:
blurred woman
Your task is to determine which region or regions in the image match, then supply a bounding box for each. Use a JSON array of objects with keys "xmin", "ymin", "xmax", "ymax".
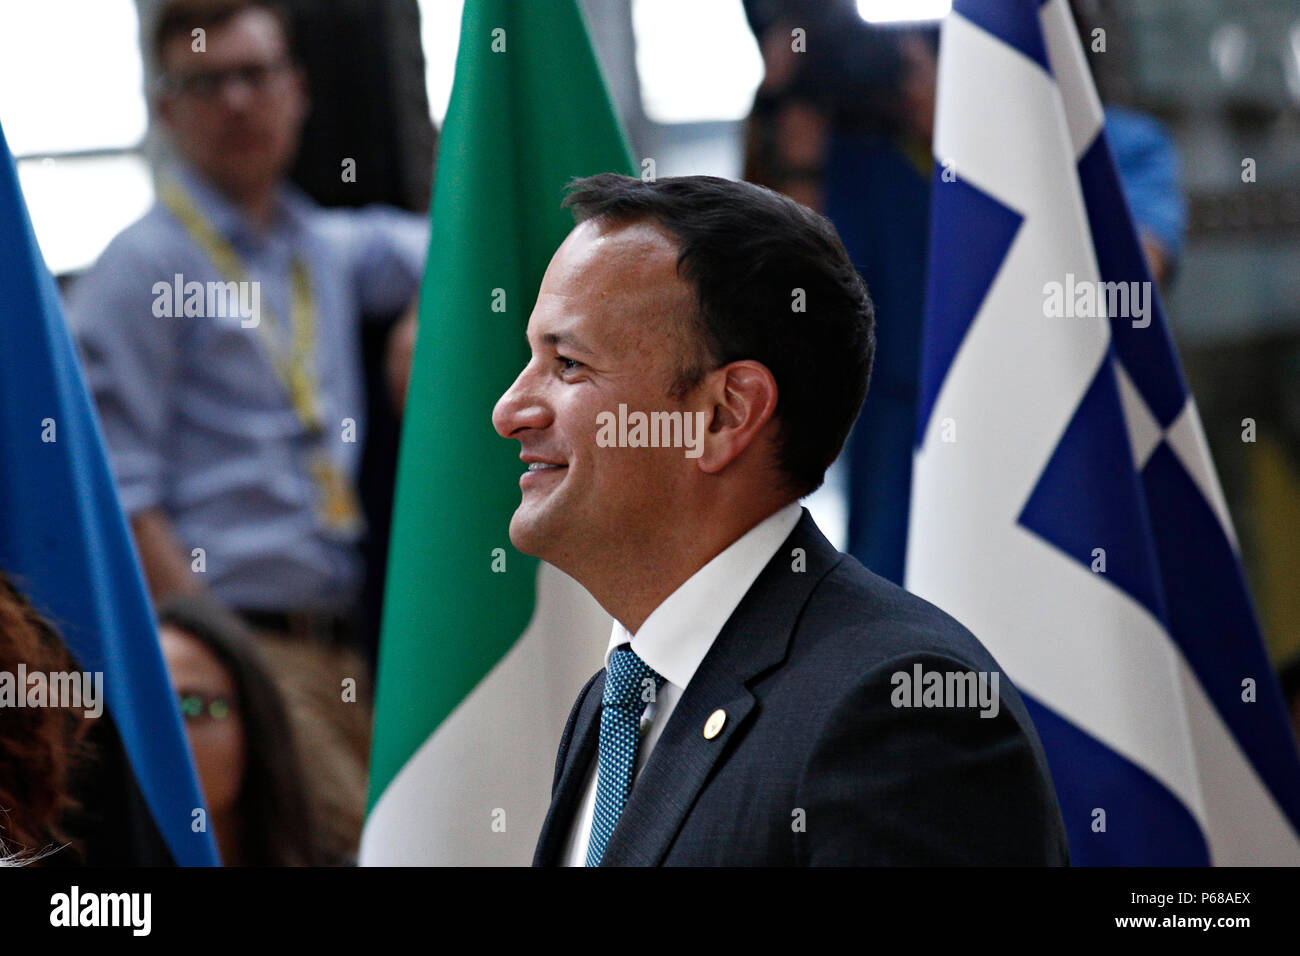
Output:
[
  {"xmin": 156, "ymin": 594, "xmax": 330, "ymax": 865},
  {"xmin": 0, "ymin": 570, "xmax": 87, "ymax": 864}
]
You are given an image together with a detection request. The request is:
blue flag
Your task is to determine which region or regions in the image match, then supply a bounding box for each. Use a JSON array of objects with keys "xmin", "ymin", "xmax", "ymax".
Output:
[
  {"xmin": 907, "ymin": 0, "xmax": 1300, "ymax": 864},
  {"xmin": 0, "ymin": 119, "xmax": 219, "ymax": 866}
]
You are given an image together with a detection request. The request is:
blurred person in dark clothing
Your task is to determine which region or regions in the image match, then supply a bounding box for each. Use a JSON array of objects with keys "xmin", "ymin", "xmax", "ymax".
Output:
[{"xmin": 743, "ymin": 0, "xmax": 904, "ymax": 210}]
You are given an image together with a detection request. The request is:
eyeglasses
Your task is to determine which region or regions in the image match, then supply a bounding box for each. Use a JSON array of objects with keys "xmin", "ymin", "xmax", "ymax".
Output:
[
  {"xmin": 160, "ymin": 58, "xmax": 292, "ymax": 100},
  {"xmin": 178, "ymin": 692, "xmax": 238, "ymax": 722}
]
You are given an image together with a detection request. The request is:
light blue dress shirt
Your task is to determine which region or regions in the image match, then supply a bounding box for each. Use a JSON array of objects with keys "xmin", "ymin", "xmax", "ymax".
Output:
[{"xmin": 68, "ymin": 164, "xmax": 428, "ymax": 612}]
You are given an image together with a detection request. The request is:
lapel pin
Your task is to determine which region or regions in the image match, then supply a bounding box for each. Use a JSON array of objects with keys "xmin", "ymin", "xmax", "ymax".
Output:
[{"xmin": 703, "ymin": 708, "xmax": 726, "ymax": 740}]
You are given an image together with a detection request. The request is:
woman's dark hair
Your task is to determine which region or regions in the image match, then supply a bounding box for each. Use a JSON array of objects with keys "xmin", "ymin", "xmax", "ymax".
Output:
[
  {"xmin": 156, "ymin": 594, "xmax": 323, "ymax": 866},
  {"xmin": 0, "ymin": 571, "xmax": 88, "ymax": 862},
  {"xmin": 563, "ymin": 173, "xmax": 875, "ymax": 496}
]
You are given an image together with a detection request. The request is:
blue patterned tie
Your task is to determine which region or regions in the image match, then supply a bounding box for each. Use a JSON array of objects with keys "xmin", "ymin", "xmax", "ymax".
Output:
[{"xmin": 586, "ymin": 646, "xmax": 666, "ymax": 866}]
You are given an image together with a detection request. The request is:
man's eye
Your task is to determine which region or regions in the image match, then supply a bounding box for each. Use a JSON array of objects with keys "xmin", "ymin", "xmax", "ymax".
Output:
[{"xmin": 557, "ymin": 356, "xmax": 583, "ymax": 372}]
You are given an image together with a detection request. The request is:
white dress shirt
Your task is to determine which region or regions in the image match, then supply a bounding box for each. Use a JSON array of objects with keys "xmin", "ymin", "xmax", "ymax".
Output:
[{"xmin": 562, "ymin": 501, "xmax": 804, "ymax": 866}]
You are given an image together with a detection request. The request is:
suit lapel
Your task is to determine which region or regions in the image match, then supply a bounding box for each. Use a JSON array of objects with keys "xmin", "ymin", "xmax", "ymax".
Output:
[
  {"xmin": 532, "ymin": 671, "xmax": 604, "ymax": 866},
  {"xmin": 600, "ymin": 510, "xmax": 843, "ymax": 866}
]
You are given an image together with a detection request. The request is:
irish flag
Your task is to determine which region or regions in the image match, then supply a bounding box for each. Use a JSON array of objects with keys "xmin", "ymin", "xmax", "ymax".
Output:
[{"xmin": 361, "ymin": 0, "xmax": 635, "ymax": 865}]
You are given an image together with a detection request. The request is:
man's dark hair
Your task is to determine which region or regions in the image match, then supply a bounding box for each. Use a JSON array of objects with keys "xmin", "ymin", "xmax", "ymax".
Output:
[
  {"xmin": 563, "ymin": 173, "xmax": 875, "ymax": 497},
  {"xmin": 152, "ymin": 0, "xmax": 293, "ymax": 69}
]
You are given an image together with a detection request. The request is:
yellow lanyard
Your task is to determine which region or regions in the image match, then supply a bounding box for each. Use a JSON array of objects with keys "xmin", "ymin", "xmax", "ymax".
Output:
[{"xmin": 159, "ymin": 180, "xmax": 324, "ymax": 434}]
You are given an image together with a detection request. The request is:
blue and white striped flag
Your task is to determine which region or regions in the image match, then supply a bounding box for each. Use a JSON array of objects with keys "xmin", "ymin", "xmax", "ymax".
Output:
[{"xmin": 907, "ymin": 0, "xmax": 1300, "ymax": 864}]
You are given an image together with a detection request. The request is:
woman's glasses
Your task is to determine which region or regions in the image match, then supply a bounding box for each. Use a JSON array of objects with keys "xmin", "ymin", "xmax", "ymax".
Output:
[{"xmin": 178, "ymin": 692, "xmax": 238, "ymax": 722}]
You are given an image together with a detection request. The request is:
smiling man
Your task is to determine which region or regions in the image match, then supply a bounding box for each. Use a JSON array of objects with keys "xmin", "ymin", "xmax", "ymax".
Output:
[{"xmin": 494, "ymin": 174, "xmax": 1069, "ymax": 866}]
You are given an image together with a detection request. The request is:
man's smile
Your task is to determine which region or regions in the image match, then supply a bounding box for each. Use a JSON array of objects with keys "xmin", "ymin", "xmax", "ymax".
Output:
[{"xmin": 520, "ymin": 459, "xmax": 567, "ymax": 488}]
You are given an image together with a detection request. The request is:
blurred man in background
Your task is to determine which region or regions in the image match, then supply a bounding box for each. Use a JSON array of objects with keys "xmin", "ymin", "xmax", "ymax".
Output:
[{"xmin": 68, "ymin": 0, "xmax": 427, "ymax": 861}]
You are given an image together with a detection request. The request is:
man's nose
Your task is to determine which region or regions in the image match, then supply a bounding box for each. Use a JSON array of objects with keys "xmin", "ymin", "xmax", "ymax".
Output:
[
  {"xmin": 219, "ymin": 76, "xmax": 258, "ymax": 111},
  {"xmin": 492, "ymin": 365, "xmax": 551, "ymax": 440}
]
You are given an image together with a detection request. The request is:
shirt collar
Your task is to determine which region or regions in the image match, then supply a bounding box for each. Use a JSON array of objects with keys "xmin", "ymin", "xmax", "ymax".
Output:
[
  {"xmin": 605, "ymin": 501, "xmax": 804, "ymax": 690},
  {"xmin": 168, "ymin": 162, "xmax": 307, "ymax": 251}
]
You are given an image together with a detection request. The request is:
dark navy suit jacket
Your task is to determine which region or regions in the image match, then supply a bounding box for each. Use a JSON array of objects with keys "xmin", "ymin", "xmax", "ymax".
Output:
[{"xmin": 533, "ymin": 510, "xmax": 1070, "ymax": 866}]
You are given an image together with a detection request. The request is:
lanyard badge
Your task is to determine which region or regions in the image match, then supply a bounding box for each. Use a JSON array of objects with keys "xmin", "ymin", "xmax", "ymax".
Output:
[{"xmin": 306, "ymin": 448, "xmax": 365, "ymax": 539}]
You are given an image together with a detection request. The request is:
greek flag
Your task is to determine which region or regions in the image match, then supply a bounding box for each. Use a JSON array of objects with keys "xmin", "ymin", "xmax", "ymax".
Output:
[{"xmin": 906, "ymin": 0, "xmax": 1300, "ymax": 864}]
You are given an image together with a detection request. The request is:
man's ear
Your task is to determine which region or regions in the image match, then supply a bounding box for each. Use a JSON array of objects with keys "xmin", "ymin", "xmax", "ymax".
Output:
[
  {"xmin": 155, "ymin": 91, "xmax": 174, "ymax": 128},
  {"xmin": 695, "ymin": 360, "xmax": 779, "ymax": 476},
  {"xmin": 291, "ymin": 64, "xmax": 311, "ymax": 121}
]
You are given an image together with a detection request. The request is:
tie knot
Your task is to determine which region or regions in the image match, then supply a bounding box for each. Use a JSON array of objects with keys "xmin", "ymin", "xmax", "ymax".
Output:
[{"xmin": 603, "ymin": 647, "xmax": 665, "ymax": 712}]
